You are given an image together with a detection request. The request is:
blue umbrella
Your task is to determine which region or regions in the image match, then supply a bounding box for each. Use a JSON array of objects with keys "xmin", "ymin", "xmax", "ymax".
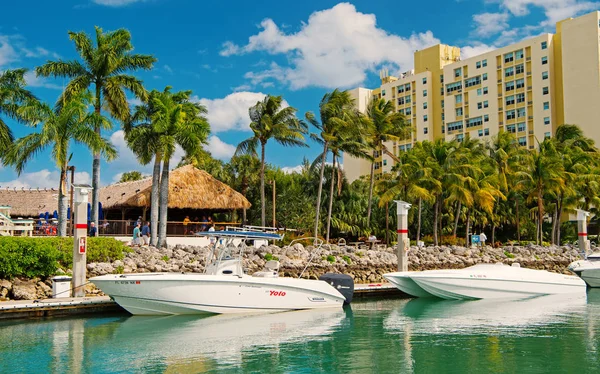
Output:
[
  {"xmin": 53, "ymin": 210, "xmax": 58, "ymax": 219},
  {"xmin": 98, "ymin": 202, "xmax": 104, "ymax": 220},
  {"xmin": 67, "ymin": 207, "xmax": 70, "ymax": 219},
  {"xmin": 87, "ymin": 203, "xmax": 91, "ymax": 222},
  {"xmin": 44, "ymin": 212, "xmax": 49, "ymax": 221}
]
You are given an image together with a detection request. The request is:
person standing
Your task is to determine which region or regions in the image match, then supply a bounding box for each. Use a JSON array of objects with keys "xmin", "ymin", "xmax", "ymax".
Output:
[
  {"xmin": 88, "ymin": 222, "xmax": 97, "ymax": 237},
  {"xmin": 141, "ymin": 222, "xmax": 150, "ymax": 245},
  {"xmin": 183, "ymin": 216, "xmax": 191, "ymax": 235},
  {"xmin": 480, "ymin": 232, "xmax": 487, "ymax": 247},
  {"xmin": 132, "ymin": 222, "xmax": 141, "ymax": 246}
]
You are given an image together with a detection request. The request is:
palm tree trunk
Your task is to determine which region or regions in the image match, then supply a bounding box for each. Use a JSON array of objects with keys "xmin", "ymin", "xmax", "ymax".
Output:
[
  {"xmin": 453, "ymin": 201, "xmax": 462, "ymax": 237},
  {"xmin": 492, "ymin": 224, "xmax": 496, "ymax": 246},
  {"xmin": 416, "ymin": 198, "xmax": 422, "ymax": 241},
  {"xmin": 516, "ymin": 198, "xmax": 521, "ymax": 242},
  {"xmin": 385, "ymin": 202, "xmax": 389, "ymax": 246},
  {"xmin": 91, "ymin": 88, "xmax": 101, "ymax": 230},
  {"xmin": 465, "ymin": 209, "xmax": 471, "ymax": 247},
  {"xmin": 260, "ymin": 141, "xmax": 266, "ymax": 227},
  {"xmin": 150, "ymin": 152, "xmax": 161, "ymax": 246},
  {"xmin": 157, "ymin": 157, "xmax": 170, "ymax": 248},
  {"xmin": 433, "ymin": 197, "xmax": 439, "ymax": 246},
  {"xmin": 313, "ymin": 143, "xmax": 328, "ymax": 238},
  {"xmin": 58, "ymin": 166, "xmax": 68, "ymax": 237},
  {"xmin": 366, "ymin": 151, "xmax": 376, "ymax": 227},
  {"xmin": 325, "ymin": 155, "xmax": 336, "ymax": 242},
  {"xmin": 551, "ymin": 202, "xmax": 558, "ymax": 245},
  {"xmin": 556, "ymin": 197, "xmax": 563, "ymax": 245},
  {"xmin": 537, "ymin": 189, "xmax": 543, "ymax": 245}
]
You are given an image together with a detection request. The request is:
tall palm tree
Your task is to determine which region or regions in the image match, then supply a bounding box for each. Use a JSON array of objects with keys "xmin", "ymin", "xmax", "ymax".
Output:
[
  {"xmin": 0, "ymin": 69, "xmax": 35, "ymax": 159},
  {"xmin": 3, "ymin": 92, "xmax": 116, "ymax": 236},
  {"xmin": 365, "ymin": 98, "xmax": 410, "ymax": 226},
  {"xmin": 148, "ymin": 87, "xmax": 210, "ymax": 247},
  {"xmin": 36, "ymin": 26, "xmax": 156, "ymax": 230},
  {"xmin": 224, "ymin": 155, "xmax": 261, "ymax": 225},
  {"xmin": 235, "ymin": 95, "xmax": 307, "ymax": 227},
  {"xmin": 306, "ymin": 89, "xmax": 362, "ymax": 238}
]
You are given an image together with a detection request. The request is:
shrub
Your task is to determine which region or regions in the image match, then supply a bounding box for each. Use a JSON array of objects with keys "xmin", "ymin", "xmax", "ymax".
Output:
[
  {"xmin": 161, "ymin": 255, "xmax": 169, "ymax": 262},
  {"xmin": 356, "ymin": 251, "xmax": 364, "ymax": 257},
  {"xmin": 326, "ymin": 255, "xmax": 335, "ymax": 263},
  {"xmin": 113, "ymin": 265, "xmax": 124, "ymax": 274},
  {"xmin": 342, "ymin": 255, "xmax": 351, "ymax": 265},
  {"xmin": 504, "ymin": 250, "xmax": 515, "ymax": 259},
  {"xmin": 264, "ymin": 253, "xmax": 279, "ymax": 261}
]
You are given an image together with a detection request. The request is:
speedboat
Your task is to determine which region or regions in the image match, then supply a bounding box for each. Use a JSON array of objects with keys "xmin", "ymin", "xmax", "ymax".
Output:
[
  {"xmin": 569, "ymin": 252, "xmax": 600, "ymax": 287},
  {"xmin": 91, "ymin": 232, "xmax": 353, "ymax": 315},
  {"xmin": 384, "ymin": 263, "xmax": 586, "ymax": 300}
]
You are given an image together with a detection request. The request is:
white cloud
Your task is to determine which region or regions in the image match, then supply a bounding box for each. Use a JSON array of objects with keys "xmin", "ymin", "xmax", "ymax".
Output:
[
  {"xmin": 205, "ymin": 136, "xmax": 236, "ymax": 160},
  {"xmin": 0, "ymin": 35, "xmax": 18, "ymax": 67},
  {"xmin": 232, "ymin": 84, "xmax": 252, "ymax": 92},
  {"xmin": 24, "ymin": 71, "xmax": 62, "ymax": 90},
  {"xmin": 460, "ymin": 43, "xmax": 496, "ymax": 59},
  {"xmin": 496, "ymin": 0, "xmax": 599, "ymax": 23},
  {"xmin": 473, "ymin": 13, "xmax": 510, "ymax": 37},
  {"xmin": 127, "ymin": 97, "xmax": 143, "ymax": 107},
  {"xmin": 163, "ymin": 64, "xmax": 173, "ymax": 74},
  {"xmin": 0, "ymin": 169, "xmax": 90, "ymax": 189},
  {"xmin": 92, "ymin": 0, "xmax": 145, "ymax": 6},
  {"xmin": 195, "ymin": 91, "xmax": 267, "ymax": 133},
  {"xmin": 221, "ymin": 3, "xmax": 439, "ymax": 89},
  {"xmin": 281, "ymin": 165, "xmax": 303, "ymax": 174}
]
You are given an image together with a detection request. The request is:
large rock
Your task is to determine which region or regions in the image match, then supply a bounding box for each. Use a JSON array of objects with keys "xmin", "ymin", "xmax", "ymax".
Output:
[{"xmin": 11, "ymin": 279, "xmax": 38, "ymax": 300}]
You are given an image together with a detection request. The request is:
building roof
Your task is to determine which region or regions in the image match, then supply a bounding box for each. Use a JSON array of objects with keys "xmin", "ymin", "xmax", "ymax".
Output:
[
  {"xmin": 100, "ymin": 164, "xmax": 251, "ymax": 210},
  {"xmin": 0, "ymin": 188, "xmax": 61, "ymax": 217}
]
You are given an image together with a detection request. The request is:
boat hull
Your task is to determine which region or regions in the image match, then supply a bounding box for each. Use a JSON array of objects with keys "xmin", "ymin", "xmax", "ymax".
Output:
[
  {"xmin": 580, "ymin": 269, "xmax": 600, "ymax": 287},
  {"xmin": 569, "ymin": 259, "xmax": 600, "ymax": 287},
  {"xmin": 90, "ymin": 273, "xmax": 346, "ymax": 315},
  {"xmin": 383, "ymin": 272, "xmax": 435, "ymax": 298}
]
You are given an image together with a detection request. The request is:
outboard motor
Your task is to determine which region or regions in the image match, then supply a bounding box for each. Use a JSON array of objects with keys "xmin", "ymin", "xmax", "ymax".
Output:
[{"xmin": 319, "ymin": 273, "xmax": 354, "ymax": 305}]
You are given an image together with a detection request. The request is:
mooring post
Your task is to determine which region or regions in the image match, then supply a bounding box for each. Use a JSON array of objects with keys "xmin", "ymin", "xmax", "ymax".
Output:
[
  {"xmin": 72, "ymin": 184, "xmax": 92, "ymax": 297},
  {"xmin": 395, "ymin": 200, "xmax": 412, "ymax": 272},
  {"xmin": 576, "ymin": 209, "xmax": 590, "ymax": 258}
]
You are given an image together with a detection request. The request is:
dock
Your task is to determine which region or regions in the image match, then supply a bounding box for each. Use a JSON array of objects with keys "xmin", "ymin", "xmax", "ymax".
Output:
[{"xmin": 0, "ymin": 283, "xmax": 406, "ymax": 320}]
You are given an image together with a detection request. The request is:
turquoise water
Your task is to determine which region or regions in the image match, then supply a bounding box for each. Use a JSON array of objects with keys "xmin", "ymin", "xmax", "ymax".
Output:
[{"xmin": 2, "ymin": 290, "xmax": 600, "ymax": 373}]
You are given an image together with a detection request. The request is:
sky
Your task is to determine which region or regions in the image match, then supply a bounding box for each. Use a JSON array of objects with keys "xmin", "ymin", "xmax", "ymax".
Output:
[{"xmin": 0, "ymin": 0, "xmax": 597, "ymax": 188}]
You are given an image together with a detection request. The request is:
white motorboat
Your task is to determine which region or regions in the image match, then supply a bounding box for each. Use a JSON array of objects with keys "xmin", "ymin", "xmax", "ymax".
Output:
[
  {"xmin": 91, "ymin": 232, "xmax": 353, "ymax": 315},
  {"xmin": 569, "ymin": 252, "xmax": 600, "ymax": 287},
  {"xmin": 384, "ymin": 263, "xmax": 586, "ymax": 300}
]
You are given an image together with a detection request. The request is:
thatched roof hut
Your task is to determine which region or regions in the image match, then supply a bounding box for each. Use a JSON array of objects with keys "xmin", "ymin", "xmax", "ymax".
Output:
[
  {"xmin": 0, "ymin": 188, "xmax": 60, "ymax": 217},
  {"xmin": 100, "ymin": 164, "xmax": 251, "ymax": 211}
]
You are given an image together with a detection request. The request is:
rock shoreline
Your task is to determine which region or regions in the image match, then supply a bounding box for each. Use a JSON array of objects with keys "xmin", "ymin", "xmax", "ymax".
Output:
[{"xmin": 0, "ymin": 243, "xmax": 588, "ymax": 301}]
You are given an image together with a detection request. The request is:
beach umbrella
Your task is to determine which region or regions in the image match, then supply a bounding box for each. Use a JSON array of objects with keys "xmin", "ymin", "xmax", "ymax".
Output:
[
  {"xmin": 67, "ymin": 207, "xmax": 70, "ymax": 219},
  {"xmin": 87, "ymin": 203, "xmax": 91, "ymax": 222},
  {"xmin": 53, "ymin": 210, "xmax": 58, "ymax": 218},
  {"xmin": 99, "ymin": 202, "xmax": 104, "ymax": 220},
  {"xmin": 44, "ymin": 212, "xmax": 49, "ymax": 221}
]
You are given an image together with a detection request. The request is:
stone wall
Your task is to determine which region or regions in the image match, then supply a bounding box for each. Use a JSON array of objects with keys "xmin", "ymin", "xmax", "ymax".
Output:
[{"xmin": 0, "ymin": 243, "xmax": 587, "ymax": 301}]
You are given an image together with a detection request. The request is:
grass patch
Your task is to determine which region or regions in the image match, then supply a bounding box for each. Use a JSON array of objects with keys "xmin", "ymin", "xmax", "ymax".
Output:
[
  {"xmin": 342, "ymin": 255, "xmax": 351, "ymax": 265},
  {"xmin": 264, "ymin": 253, "xmax": 279, "ymax": 261},
  {"xmin": 326, "ymin": 255, "xmax": 336, "ymax": 263},
  {"xmin": 504, "ymin": 250, "xmax": 515, "ymax": 259},
  {"xmin": 161, "ymin": 255, "xmax": 169, "ymax": 262}
]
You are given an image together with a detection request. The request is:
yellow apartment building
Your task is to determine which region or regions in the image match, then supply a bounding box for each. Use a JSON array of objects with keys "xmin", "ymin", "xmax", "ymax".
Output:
[{"xmin": 345, "ymin": 10, "xmax": 600, "ymax": 182}]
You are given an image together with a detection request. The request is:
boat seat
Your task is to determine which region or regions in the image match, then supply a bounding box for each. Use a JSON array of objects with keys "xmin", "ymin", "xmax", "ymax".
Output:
[
  {"xmin": 264, "ymin": 260, "xmax": 280, "ymax": 272},
  {"xmin": 252, "ymin": 260, "xmax": 280, "ymax": 278}
]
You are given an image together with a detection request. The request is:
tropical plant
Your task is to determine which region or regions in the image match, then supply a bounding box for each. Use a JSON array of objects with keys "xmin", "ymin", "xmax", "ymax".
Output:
[
  {"xmin": 119, "ymin": 171, "xmax": 143, "ymax": 182},
  {"xmin": 3, "ymin": 92, "xmax": 116, "ymax": 236},
  {"xmin": 235, "ymin": 95, "xmax": 307, "ymax": 227},
  {"xmin": 0, "ymin": 69, "xmax": 35, "ymax": 159},
  {"xmin": 36, "ymin": 26, "xmax": 156, "ymax": 229}
]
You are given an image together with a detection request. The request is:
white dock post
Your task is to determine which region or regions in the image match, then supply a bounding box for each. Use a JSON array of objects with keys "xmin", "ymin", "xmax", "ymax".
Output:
[
  {"xmin": 576, "ymin": 209, "xmax": 590, "ymax": 257},
  {"xmin": 72, "ymin": 184, "xmax": 92, "ymax": 297},
  {"xmin": 395, "ymin": 200, "xmax": 412, "ymax": 272}
]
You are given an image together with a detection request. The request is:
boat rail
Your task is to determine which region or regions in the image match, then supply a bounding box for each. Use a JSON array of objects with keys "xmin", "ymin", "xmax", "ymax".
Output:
[{"xmin": 284, "ymin": 237, "xmax": 328, "ymax": 279}]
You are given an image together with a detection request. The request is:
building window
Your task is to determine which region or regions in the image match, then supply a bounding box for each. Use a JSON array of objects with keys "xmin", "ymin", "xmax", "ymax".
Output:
[
  {"xmin": 405, "ymin": 83, "xmax": 411, "ymax": 91},
  {"xmin": 477, "ymin": 88, "xmax": 482, "ymax": 96},
  {"xmin": 455, "ymin": 68, "xmax": 462, "ymax": 78},
  {"xmin": 484, "ymin": 128, "xmax": 490, "ymax": 136},
  {"xmin": 441, "ymin": 100, "xmax": 445, "ymax": 108},
  {"xmin": 541, "ymin": 41, "xmax": 547, "ymax": 50},
  {"xmin": 423, "ymin": 77, "xmax": 427, "ymax": 84},
  {"xmin": 518, "ymin": 136, "xmax": 527, "ymax": 146},
  {"xmin": 442, "ymin": 125, "xmax": 445, "ymax": 133},
  {"xmin": 456, "ymin": 134, "xmax": 465, "ymax": 142},
  {"xmin": 476, "ymin": 61, "xmax": 481, "ymax": 69},
  {"xmin": 478, "ymin": 102, "xmax": 483, "ymax": 109},
  {"xmin": 398, "ymin": 97, "xmax": 405, "ymax": 105},
  {"xmin": 483, "ymin": 100, "xmax": 488, "ymax": 108},
  {"xmin": 516, "ymin": 79, "xmax": 525, "ymax": 89},
  {"xmin": 482, "ymin": 59, "xmax": 487, "ymax": 67},
  {"xmin": 478, "ymin": 129, "xmax": 483, "ymax": 137},
  {"xmin": 484, "ymin": 114, "xmax": 489, "ymax": 122},
  {"xmin": 507, "ymin": 124, "xmax": 516, "ymax": 133},
  {"xmin": 483, "ymin": 87, "xmax": 488, "ymax": 94},
  {"xmin": 467, "ymin": 116, "xmax": 483, "ymax": 128},
  {"xmin": 505, "ymin": 67, "xmax": 514, "ymax": 77},
  {"xmin": 516, "ymin": 64, "xmax": 524, "ymax": 75},
  {"xmin": 440, "ymin": 75, "xmax": 444, "ymax": 83},
  {"xmin": 506, "ymin": 95, "xmax": 515, "ymax": 105},
  {"xmin": 456, "ymin": 94, "xmax": 463, "ymax": 104},
  {"xmin": 541, "ymin": 56, "xmax": 548, "ymax": 65},
  {"xmin": 504, "ymin": 52, "xmax": 514, "ymax": 63},
  {"xmin": 424, "ymin": 127, "xmax": 428, "ymax": 134},
  {"xmin": 543, "ymin": 87, "xmax": 549, "ymax": 95},
  {"xmin": 406, "ymin": 107, "xmax": 412, "ymax": 115},
  {"xmin": 483, "ymin": 73, "xmax": 488, "ymax": 81},
  {"xmin": 544, "ymin": 117, "xmax": 550, "ymax": 125},
  {"xmin": 542, "ymin": 71, "xmax": 548, "ymax": 80},
  {"xmin": 506, "ymin": 110, "xmax": 516, "ymax": 120},
  {"xmin": 506, "ymin": 81, "xmax": 515, "ymax": 91},
  {"xmin": 516, "ymin": 93, "xmax": 525, "ymax": 103},
  {"xmin": 406, "ymin": 95, "xmax": 411, "ymax": 103},
  {"xmin": 423, "ymin": 90, "xmax": 428, "ymax": 97},
  {"xmin": 424, "ymin": 115, "xmax": 428, "ymax": 122},
  {"xmin": 423, "ymin": 102, "xmax": 428, "ymax": 109},
  {"xmin": 446, "ymin": 82, "xmax": 462, "ymax": 94},
  {"xmin": 456, "ymin": 107, "xmax": 463, "ymax": 116},
  {"xmin": 399, "ymin": 109, "xmax": 405, "ymax": 115},
  {"xmin": 515, "ymin": 49, "xmax": 524, "ymax": 59},
  {"xmin": 398, "ymin": 85, "xmax": 405, "ymax": 93},
  {"xmin": 465, "ymin": 76, "xmax": 482, "ymax": 88},
  {"xmin": 543, "ymin": 101, "xmax": 549, "ymax": 110},
  {"xmin": 383, "ymin": 159, "xmax": 387, "ymax": 166},
  {"xmin": 442, "ymin": 113, "xmax": 445, "ymax": 121},
  {"xmin": 517, "ymin": 122, "xmax": 526, "ymax": 132},
  {"xmin": 447, "ymin": 121, "xmax": 463, "ymax": 131},
  {"xmin": 517, "ymin": 108, "xmax": 526, "ymax": 118},
  {"xmin": 382, "ymin": 90, "xmax": 386, "ymax": 96},
  {"xmin": 545, "ymin": 132, "xmax": 551, "ymax": 139}
]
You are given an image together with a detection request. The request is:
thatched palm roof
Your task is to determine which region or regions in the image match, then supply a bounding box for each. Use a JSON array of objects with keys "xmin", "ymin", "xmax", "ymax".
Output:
[
  {"xmin": 100, "ymin": 164, "xmax": 251, "ymax": 210},
  {"xmin": 0, "ymin": 188, "xmax": 60, "ymax": 217}
]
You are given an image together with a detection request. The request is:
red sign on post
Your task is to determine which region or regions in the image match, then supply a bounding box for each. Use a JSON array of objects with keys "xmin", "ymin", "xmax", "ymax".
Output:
[{"xmin": 79, "ymin": 237, "xmax": 86, "ymax": 254}]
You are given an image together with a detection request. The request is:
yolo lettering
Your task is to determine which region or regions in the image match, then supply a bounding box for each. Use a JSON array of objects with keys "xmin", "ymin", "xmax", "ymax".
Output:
[{"xmin": 269, "ymin": 290, "xmax": 286, "ymax": 296}]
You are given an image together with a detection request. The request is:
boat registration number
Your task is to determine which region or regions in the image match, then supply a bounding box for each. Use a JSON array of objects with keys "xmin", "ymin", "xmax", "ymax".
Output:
[
  {"xmin": 469, "ymin": 275, "xmax": 487, "ymax": 278},
  {"xmin": 114, "ymin": 281, "xmax": 141, "ymax": 284}
]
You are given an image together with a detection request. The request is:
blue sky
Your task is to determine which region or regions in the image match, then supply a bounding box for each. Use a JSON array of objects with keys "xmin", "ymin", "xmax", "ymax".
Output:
[{"xmin": 0, "ymin": 0, "xmax": 597, "ymax": 188}]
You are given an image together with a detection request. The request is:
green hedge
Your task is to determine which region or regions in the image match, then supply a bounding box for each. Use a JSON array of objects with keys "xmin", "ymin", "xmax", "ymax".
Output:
[{"xmin": 0, "ymin": 237, "xmax": 132, "ymax": 279}]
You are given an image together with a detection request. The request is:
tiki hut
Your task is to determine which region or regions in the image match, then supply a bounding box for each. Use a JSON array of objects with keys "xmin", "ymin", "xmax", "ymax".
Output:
[
  {"xmin": 0, "ymin": 188, "xmax": 61, "ymax": 218},
  {"xmin": 99, "ymin": 164, "xmax": 251, "ymax": 221}
]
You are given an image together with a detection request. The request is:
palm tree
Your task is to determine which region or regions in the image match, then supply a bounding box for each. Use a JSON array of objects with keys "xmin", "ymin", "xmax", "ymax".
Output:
[
  {"xmin": 149, "ymin": 87, "xmax": 210, "ymax": 247},
  {"xmin": 235, "ymin": 95, "xmax": 307, "ymax": 227},
  {"xmin": 224, "ymin": 155, "xmax": 261, "ymax": 225},
  {"xmin": 0, "ymin": 69, "xmax": 35, "ymax": 159},
  {"xmin": 3, "ymin": 92, "xmax": 116, "ymax": 236},
  {"xmin": 364, "ymin": 98, "xmax": 410, "ymax": 226},
  {"xmin": 36, "ymin": 26, "xmax": 156, "ymax": 230},
  {"xmin": 306, "ymin": 89, "xmax": 362, "ymax": 239}
]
